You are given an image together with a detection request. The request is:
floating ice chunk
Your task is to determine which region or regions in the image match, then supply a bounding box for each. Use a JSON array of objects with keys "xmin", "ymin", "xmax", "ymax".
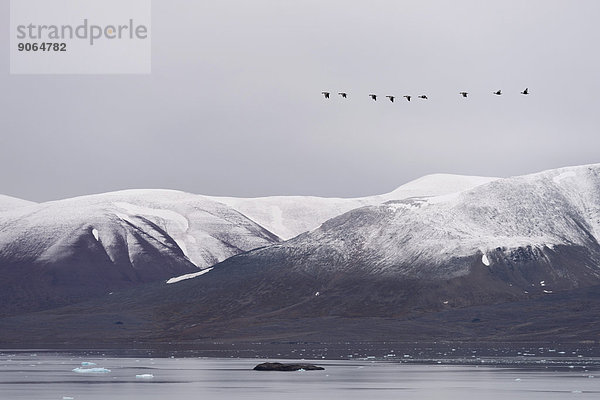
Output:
[
  {"xmin": 72, "ymin": 367, "xmax": 111, "ymax": 374},
  {"xmin": 543, "ymin": 290, "xmax": 553, "ymax": 294},
  {"xmin": 315, "ymin": 291, "xmax": 320, "ymax": 296},
  {"xmin": 540, "ymin": 281, "xmax": 546, "ymax": 286},
  {"xmin": 91, "ymin": 229, "xmax": 99, "ymax": 241},
  {"xmin": 62, "ymin": 397, "xmax": 74, "ymax": 400},
  {"xmin": 81, "ymin": 362, "xmax": 96, "ymax": 366},
  {"xmin": 481, "ymin": 254, "xmax": 490, "ymax": 266},
  {"xmin": 136, "ymin": 374, "xmax": 154, "ymax": 379}
]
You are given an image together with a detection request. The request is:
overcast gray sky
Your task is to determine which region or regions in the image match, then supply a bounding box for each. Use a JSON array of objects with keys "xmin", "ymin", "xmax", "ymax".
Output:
[{"xmin": 2, "ymin": 0, "xmax": 600, "ymax": 202}]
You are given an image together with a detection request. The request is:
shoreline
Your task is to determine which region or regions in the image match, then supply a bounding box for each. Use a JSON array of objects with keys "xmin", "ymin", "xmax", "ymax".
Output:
[{"xmin": 2, "ymin": 341, "xmax": 600, "ymax": 368}]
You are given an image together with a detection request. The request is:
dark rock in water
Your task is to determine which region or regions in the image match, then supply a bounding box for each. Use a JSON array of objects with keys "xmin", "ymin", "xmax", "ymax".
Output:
[{"xmin": 253, "ymin": 362, "xmax": 324, "ymax": 371}]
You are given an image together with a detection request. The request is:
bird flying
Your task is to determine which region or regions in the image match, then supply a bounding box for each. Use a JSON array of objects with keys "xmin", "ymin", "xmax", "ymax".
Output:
[
  {"xmin": 321, "ymin": 92, "xmax": 330, "ymax": 99},
  {"xmin": 386, "ymin": 95, "xmax": 395, "ymax": 102},
  {"xmin": 521, "ymin": 88, "xmax": 529, "ymax": 95},
  {"xmin": 404, "ymin": 95, "xmax": 412, "ymax": 102},
  {"xmin": 369, "ymin": 94, "xmax": 377, "ymax": 101},
  {"xmin": 338, "ymin": 92, "xmax": 347, "ymax": 98},
  {"xmin": 460, "ymin": 92, "xmax": 469, "ymax": 98},
  {"xmin": 493, "ymin": 90, "xmax": 502, "ymax": 95},
  {"xmin": 418, "ymin": 95, "xmax": 428, "ymax": 99}
]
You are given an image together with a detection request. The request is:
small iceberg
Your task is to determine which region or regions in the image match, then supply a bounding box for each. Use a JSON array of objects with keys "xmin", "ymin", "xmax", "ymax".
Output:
[
  {"xmin": 136, "ymin": 374, "xmax": 154, "ymax": 379},
  {"xmin": 72, "ymin": 367, "xmax": 111, "ymax": 374},
  {"xmin": 81, "ymin": 362, "xmax": 96, "ymax": 366}
]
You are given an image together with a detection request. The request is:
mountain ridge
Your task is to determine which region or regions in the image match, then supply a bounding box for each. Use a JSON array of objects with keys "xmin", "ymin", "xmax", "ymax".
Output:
[{"xmin": 2, "ymin": 164, "xmax": 600, "ymax": 344}]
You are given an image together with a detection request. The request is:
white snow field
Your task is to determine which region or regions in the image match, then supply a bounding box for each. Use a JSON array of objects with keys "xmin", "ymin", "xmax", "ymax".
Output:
[
  {"xmin": 210, "ymin": 174, "xmax": 497, "ymax": 240},
  {"xmin": 0, "ymin": 194, "xmax": 36, "ymax": 212}
]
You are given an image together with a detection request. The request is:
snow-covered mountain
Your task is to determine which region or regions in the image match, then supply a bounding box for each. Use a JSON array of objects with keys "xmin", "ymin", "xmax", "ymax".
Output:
[
  {"xmin": 0, "ymin": 189, "xmax": 280, "ymax": 315},
  {"xmin": 0, "ymin": 174, "xmax": 495, "ymax": 274},
  {"xmin": 2, "ymin": 164, "xmax": 600, "ymax": 344},
  {"xmin": 0, "ymin": 194, "xmax": 36, "ymax": 212},
  {"xmin": 149, "ymin": 164, "xmax": 600, "ymax": 329},
  {"xmin": 231, "ymin": 164, "xmax": 600, "ymax": 281},
  {"xmin": 0, "ymin": 174, "xmax": 495, "ymax": 316},
  {"xmin": 210, "ymin": 174, "xmax": 496, "ymax": 240},
  {"xmin": 0, "ymin": 189, "xmax": 280, "ymax": 270}
]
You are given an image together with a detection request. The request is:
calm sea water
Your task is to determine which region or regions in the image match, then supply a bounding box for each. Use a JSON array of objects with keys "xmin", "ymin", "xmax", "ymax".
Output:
[{"xmin": 1, "ymin": 352, "xmax": 598, "ymax": 400}]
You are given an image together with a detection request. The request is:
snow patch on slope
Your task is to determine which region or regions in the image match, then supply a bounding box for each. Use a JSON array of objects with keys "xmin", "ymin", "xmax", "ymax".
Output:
[
  {"xmin": 482, "ymin": 253, "xmax": 490, "ymax": 266},
  {"xmin": 167, "ymin": 268, "xmax": 213, "ymax": 284},
  {"xmin": 553, "ymin": 171, "xmax": 577, "ymax": 184}
]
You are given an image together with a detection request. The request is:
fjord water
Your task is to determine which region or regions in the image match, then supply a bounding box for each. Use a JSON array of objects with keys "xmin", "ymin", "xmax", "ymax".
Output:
[{"xmin": 1, "ymin": 353, "xmax": 598, "ymax": 400}]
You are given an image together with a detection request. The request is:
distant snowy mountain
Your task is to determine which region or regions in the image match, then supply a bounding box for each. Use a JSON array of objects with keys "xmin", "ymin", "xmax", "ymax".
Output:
[
  {"xmin": 211, "ymin": 174, "xmax": 496, "ymax": 240},
  {"xmin": 0, "ymin": 189, "xmax": 279, "ymax": 315},
  {"xmin": 2, "ymin": 165, "xmax": 600, "ymax": 344},
  {"xmin": 0, "ymin": 189, "xmax": 279, "ymax": 269},
  {"xmin": 229, "ymin": 164, "xmax": 600, "ymax": 283},
  {"xmin": 0, "ymin": 194, "xmax": 36, "ymax": 212},
  {"xmin": 0, "ymin": 175, "xmax": 494, "ymax": 315}
]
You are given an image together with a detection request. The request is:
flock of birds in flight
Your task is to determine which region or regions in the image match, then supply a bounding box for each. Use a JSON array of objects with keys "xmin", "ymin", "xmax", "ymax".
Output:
[{"xmin": 321, "ymin": 88, "xmax": 530, "ymax": 102}]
